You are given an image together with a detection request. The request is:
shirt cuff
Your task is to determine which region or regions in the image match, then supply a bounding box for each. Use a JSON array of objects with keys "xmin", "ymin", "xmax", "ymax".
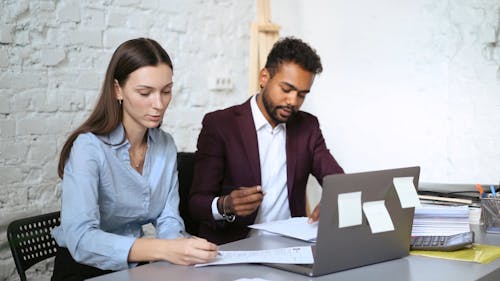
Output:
[
  {"xmin": 211, "ymin": 197, "xmax": 224, "ymax": 220},
  {"xmin": 117, "ymin": 236, "xmax": 137, "ymax": 270}
]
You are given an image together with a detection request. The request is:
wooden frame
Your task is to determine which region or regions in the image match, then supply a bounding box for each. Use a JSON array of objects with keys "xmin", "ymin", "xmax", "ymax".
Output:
[{"xmin": 248, "ymin": 0, "xmax": 280, "ymax": 96}]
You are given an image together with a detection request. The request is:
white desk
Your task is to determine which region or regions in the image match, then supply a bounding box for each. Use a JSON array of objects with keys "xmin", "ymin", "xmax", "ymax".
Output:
[{"xmin": 88, "ymin": 226, "xmax": 500, "ymax": 281}]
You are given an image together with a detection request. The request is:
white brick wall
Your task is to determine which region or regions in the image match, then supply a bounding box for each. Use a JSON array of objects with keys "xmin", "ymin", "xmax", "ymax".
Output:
[{"xmin": 0, "ymin": 0, "xmax": 254, "ymax": 280}]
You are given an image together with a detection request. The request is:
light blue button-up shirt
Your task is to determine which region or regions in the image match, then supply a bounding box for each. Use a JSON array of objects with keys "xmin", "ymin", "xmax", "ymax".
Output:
[{"xmin": 52, "ymin": 124, "xmax": 185, "ymax": 270}]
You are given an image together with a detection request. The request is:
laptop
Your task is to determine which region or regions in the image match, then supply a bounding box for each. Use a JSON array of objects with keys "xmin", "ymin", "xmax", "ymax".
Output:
[{"xmin": 263, "ymin": 166, "xmax": 420, "ymax": 277}]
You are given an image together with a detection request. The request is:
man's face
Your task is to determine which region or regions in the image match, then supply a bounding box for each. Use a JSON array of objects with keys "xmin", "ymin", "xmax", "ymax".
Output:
[{"xmin": 257, "ymin": 62, "xmax": 315, "ymax": 127}]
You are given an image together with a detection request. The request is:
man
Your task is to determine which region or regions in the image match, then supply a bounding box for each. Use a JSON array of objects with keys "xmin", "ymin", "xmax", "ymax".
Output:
[{"xmin": 189, "ymin": 37, "xmax": 344, "ymax": 245}]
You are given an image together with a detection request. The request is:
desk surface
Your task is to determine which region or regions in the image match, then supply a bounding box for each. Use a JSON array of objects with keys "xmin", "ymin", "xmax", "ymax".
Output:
[{"xmin": 88, "ymin": 225, "xmax": 500, "ymax": 281}]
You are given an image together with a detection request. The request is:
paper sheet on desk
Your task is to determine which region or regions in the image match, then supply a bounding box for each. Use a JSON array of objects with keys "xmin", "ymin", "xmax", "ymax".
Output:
[
  {"xmin": 195, "ymin": 246, "xmax": 314, "ymax": 267},
  {"xmin": 249, "ymin": 217, "xmax": 317, "ymax": 242}
]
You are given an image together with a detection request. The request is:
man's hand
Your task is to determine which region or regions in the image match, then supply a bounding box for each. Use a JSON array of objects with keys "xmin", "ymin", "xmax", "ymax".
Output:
[
  {"xmin": 308, "ymin": 203, "xmax": 320, "ymax": 223},
  {"xmin": 226, "ymin": 185, "xmax": 264, "ymax": 216}
]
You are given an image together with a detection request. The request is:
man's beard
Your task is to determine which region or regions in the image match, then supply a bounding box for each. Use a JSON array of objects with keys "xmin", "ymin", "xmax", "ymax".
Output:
[{"xmin": 261, "ymin": 88, "xmax": 297, "ymax": 124}]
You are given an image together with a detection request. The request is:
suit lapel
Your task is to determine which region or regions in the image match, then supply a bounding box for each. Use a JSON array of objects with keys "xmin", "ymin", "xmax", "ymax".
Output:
[{"xmin": 236, "ymin": 99, "xmax": 261, "ymax": 184}]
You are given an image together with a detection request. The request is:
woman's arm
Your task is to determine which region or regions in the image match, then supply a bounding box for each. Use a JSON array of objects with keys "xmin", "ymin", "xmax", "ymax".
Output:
[
  {"xmin": 128, "ymin": 236, "xmax": 217, "ymax": 265},
  {"xmin": 153, "ymin": 132, "xmax": 187, "ymax": 238},
  {"xmin": 143, "ymin": 131, "xmax": 217, "ymax": 265},
  {"xmin": 57, "ymin": 134, "xmax": 136, "ymax": 270}
]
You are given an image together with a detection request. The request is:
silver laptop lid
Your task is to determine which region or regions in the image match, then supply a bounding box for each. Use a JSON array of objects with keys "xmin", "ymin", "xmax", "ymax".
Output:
[{"xmin": 312, "ymin": 166, "xmax": 420, "ymax": 276}]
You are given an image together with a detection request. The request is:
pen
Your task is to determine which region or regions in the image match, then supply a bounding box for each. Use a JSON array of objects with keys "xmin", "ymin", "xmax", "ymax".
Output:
[
  {"xmin": 490, "ymin": 185, "xmax": 496, "ymax": 197},
  {"xmin": 475, "ymin": 184, "xmax": 485, "ymax": 198}
]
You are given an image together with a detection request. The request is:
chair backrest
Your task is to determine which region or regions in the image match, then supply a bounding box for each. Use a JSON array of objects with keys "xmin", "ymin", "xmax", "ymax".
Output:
[
  {"xmin": 7, "ymin": 211, "xmax": 60, "ymax": 281},
  {"xmin": 177, "ymin": 152, "xmax": 199, "ymax": 236}
]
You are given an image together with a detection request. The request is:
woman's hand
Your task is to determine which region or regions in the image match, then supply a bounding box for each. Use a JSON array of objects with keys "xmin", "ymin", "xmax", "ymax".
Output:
[
  {"xmin": 162, "ymin": 236, "xmax": 218, "ymax": 265},
  {"xmin": 129, "ymin": 236, "xmax": 218, "ymax": 266}
]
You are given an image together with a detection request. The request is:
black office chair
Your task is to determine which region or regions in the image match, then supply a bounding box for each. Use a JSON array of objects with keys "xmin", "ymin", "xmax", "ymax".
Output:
[
  {"xmin": 177, "ymin": 152, "xmax": 199, "ymax": 236},
  {"xmin": 7, "ymin": 211, "xmax": 61, "ymax": 281}
]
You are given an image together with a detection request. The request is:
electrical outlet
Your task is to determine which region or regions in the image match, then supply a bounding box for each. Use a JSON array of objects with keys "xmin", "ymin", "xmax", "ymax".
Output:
[{"xmin": 209, "ymin": 77, "xmax": 233, "ymax": 91}]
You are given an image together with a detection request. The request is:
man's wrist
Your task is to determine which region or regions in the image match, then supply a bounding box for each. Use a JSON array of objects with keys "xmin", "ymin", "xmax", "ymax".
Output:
[
  {"xmin": 222, "ymin": 195, "xmax": 236, "ymax": 222},
  {"xmin": 211, "ymin": 197, "xmax": 224, "ymax": 220},
  {"xmin": 217, "ymin": 196, "xmax": 224, "ymax": 215}
]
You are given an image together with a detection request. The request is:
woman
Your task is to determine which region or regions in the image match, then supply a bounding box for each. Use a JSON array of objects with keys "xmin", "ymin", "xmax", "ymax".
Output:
[{"xmin": 51, "ymin": 38, "xmax": 217, "ymax": 281}]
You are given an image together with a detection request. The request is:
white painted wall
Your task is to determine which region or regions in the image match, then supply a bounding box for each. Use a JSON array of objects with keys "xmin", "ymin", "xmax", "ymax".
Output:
[{"xmin": 272, "ymin": 0, "xmax": 500, "ymax": 185}]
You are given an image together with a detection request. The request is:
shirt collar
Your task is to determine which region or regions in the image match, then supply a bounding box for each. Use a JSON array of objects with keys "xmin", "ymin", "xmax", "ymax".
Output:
[
  {"xmin": 100, "ymin": 123, "xmax": 156, "ymax": 149},
  {"xmin": 250, "ymin": 95, "xmax": 286, "ymax": 133}
]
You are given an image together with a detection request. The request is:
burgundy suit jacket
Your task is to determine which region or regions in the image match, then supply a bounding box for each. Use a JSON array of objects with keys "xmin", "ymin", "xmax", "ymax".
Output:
[{"xmin": 189, "ymin": 98, "xmax": 344, "ymax": 244}]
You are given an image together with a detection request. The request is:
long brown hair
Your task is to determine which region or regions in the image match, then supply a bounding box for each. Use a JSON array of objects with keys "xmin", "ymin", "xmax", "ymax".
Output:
[{"xmin": 58, "ymin": 38, "xmax": 173, "ymax": 178}]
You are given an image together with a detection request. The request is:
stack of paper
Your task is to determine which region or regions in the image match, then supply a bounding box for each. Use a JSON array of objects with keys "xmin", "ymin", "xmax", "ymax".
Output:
[{"xmin": 411, "ymin": 204, "xmax": 470, "ymax": 236}]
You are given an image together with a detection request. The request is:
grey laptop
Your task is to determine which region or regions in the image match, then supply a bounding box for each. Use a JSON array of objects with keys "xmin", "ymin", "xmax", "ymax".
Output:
[{"xmin": 264, "ymin": 166, "xmax": 420, "ymax": 277}]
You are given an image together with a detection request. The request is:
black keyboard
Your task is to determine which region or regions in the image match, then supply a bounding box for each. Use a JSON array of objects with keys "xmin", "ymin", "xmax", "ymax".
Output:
[{"xmin": 410, "ymin": 231, "xmax": 474, "ymax": 251}]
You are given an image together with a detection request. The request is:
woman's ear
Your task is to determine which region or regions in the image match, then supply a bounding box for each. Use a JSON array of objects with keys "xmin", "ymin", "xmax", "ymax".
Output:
[{"xmin": 114, "ymin": 79, "xmax": 123, "ymax": 101}]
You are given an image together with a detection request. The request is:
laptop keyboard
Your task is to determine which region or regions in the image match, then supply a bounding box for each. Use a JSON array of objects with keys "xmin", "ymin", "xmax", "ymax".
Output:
[{"xmin": 410, "ymin": 231, "xmax": 474, "ymax": 251}]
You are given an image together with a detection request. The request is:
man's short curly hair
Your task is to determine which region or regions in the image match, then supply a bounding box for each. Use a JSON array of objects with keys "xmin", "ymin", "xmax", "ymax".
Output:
[{"xmin": 265, "ymin": 37, "xmax": 323, "ymax": 77}]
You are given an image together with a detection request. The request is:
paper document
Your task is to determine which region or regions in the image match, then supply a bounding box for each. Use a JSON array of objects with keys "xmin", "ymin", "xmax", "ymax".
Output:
[
  {"xmin": 195, "ymin": 246, "xmax": 314, "ymax": 267},
  {"xmin": 411, "ymin": 204, "xmax": 471, "ymax": 236},
  {"xmin": 362, "ymin": 200, "xmax": 395, "ymax": 233},
  {"xmin": 393, "ymin": 177, "xmax": 421, "ymax": 208},
  {"xmin": 249, "ymin": 217, "xmax": 317, "ymax": 242},
  {"xmin": 338, "ymin": 191, "xmax": 362, "ymax": 228}
]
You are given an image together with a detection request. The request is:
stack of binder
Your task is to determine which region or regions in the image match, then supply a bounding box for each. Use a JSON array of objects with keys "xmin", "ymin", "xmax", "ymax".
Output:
[{"xmin": 411, "ymin": 204, "xmax": 470, "ymax": 236}]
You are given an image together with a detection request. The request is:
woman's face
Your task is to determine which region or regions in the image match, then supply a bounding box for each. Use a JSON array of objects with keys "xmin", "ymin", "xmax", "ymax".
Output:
[{"xmin": 115, "ymin": 63, "xmax": 173, "ymax": 130}]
